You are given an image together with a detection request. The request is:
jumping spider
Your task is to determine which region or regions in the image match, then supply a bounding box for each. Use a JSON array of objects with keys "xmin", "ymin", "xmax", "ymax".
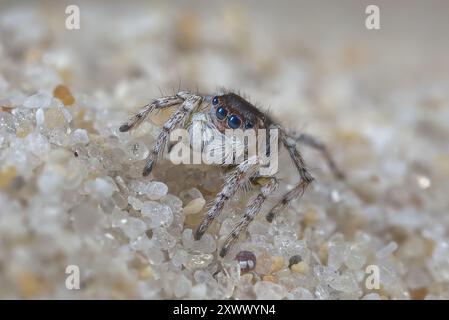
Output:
[{"xmin": 120, "ymin": 91, "xmax": 344, "ymax": 257}]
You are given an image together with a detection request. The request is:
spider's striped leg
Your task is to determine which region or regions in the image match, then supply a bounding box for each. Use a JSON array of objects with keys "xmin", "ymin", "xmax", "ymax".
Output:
[
  {"xmin": 265, "ymin": 179, "xmax": 310, "ymax": 223},
  {"xmin": 142, "ymin": 93, "xmax": 202, "ymax": 176},
  {"xmin": 194, "ymin": 156, "xmax": 259, "ymax": 241},
  {"xmin": 220, "ymin": 177, "xmax": 278, "ymax": 257},
  {"xmin": 294, "ymin": 132, "xmax": 345, "ymax": 180},
  {"xmin": 119, "ymin": 93, "xmax": 186, "ymax": 132},
  {"xmin": 266, "ymin": 130, "xmax": 314, "ymax": 222}
]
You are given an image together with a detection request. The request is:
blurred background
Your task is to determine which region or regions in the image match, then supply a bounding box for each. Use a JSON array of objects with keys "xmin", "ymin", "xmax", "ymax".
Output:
[
  {"xmin": 1, "ymin": 0, "xmax": 449, "ymax": 162},
  {"xmin": 1, "ymin": 0, "xmax": 449, "ymax": 299}
]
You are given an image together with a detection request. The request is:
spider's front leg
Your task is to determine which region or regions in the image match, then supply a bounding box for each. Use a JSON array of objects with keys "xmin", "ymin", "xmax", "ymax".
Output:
[
  {"xmin": 220, "ymin": 177, "xmax": 278, "ymax": 257},
  {"xmin": 142, "ymin": 93, "xmax": 203, "ymax": 176},
  {"xmin": 121, "ymin": 92, "xmax": 202, "ymax": 176},
  {"xmin": 119, "ymin": 94, "xmax": 185, "ymax": 132},
  {"xmin": 266, "ymin": 130, "xmax": 314, "ymax": 222},
  {"xmin": 194, "ymin": 156, "xmax": 260, "ymax": 241}
]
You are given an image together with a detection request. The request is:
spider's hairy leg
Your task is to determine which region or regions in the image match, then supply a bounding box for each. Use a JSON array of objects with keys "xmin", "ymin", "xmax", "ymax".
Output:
[
  {"xmin": 266, "ymin": 130, "xmax": 314, "ymax": 222},
  {"xmin": 143, "ymin": 93, "xmax": 202, "ymax": 176},
  {"xmin": 294, "ymin": 132, "xmax": 345, "ymax": 180},
  {"xmin": 119, "ymin": 94, "xmax": 185, "ymax": 132},
  {"xmin": 194, "ymin": 156, "xmax": 259, "ymax": 241},
  {"xmin": 220, "ymin": 177, "xmax": 278, "ymax": 257}
]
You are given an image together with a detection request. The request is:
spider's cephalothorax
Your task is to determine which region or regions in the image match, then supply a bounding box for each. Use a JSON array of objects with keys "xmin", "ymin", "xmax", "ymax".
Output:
[
  {"xmin": 209, "ymin": 93, "xmax": 272, "ymax": 132},
  {"xmin": 120, "ymin": 91, "xmax": 344, "ymax": 257}
]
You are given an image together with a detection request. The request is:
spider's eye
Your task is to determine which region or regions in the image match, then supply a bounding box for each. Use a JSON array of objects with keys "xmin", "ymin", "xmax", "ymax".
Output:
[
  {"xmin": 244, "ymin": 121, "xmax": 254, "ymax": 129},
  {"xmin": 212, "ymin": 96, "xmax": 219, "ymax": 105},
  {"xmin": 216, "ymin": 107, "xmax": 228, "ymax": 120},
  {"xmin": 227, "ymin": 115, "xmax": 242, "ymax": 129}
]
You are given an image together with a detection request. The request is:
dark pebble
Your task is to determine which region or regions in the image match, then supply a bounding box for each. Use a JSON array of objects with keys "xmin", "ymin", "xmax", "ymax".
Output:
[{"xmin": 235, "ymin": 250, "xmax": 257, "ymax": 273}]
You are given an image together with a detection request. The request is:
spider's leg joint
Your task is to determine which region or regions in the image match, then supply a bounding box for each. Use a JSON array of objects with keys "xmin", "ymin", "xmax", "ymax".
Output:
[
  {"xmin": 194, "ymin": 223, "xmax": 208, "ymax": 241},
  {"xmin": 119, "ymin": 124, "xmax": 131, "ymax": 132},
  {"xmin": 142, "ymin": 159, "xmax": 154, "ymax": 177},
  {"xmin": 264, "ymin": 130, "xmax": 314, "ymax": 223},
  {"xmin": 219, "ymin": 246, "xmax": 229, "ymax": 258}
]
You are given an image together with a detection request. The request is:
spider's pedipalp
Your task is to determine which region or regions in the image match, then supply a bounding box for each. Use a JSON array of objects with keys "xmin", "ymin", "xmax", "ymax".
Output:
[
  {"xmin": 143, "ymin": 93, "xmax": 202, "ymax": 176},
  {"xmin": 194, "ymin": 156, "xmax": 260, "ymax": 240},
  {"xmin": 266, "ymin": 130, "xmax": 314, "ymax": 222},
  {"xmin": 220, "ymin": 177, "xmax": 278, "ymax": 257},
  {"xmin": 119, "ymin": 95, "xmax": 183, "ymax": 132}
]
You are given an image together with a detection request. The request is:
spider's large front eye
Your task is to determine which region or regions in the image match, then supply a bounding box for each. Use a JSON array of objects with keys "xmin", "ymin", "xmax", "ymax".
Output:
[
  {"xmin": 212, "ymin": 96, "xmax": 219, "ymax": 105},
  {"xmin": 227, "ymin": 115, "xmax": 242, "ymax": 129},
  {"xmin": 216, "ymin": 107, "xmax": 228, "ymax": 120}
]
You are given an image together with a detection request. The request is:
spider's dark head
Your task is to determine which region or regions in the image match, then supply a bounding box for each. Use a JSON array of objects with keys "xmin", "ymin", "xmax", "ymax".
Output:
[{"xmin": 210, "ymin": 93, "xmax": 270, "ymax": 133}]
